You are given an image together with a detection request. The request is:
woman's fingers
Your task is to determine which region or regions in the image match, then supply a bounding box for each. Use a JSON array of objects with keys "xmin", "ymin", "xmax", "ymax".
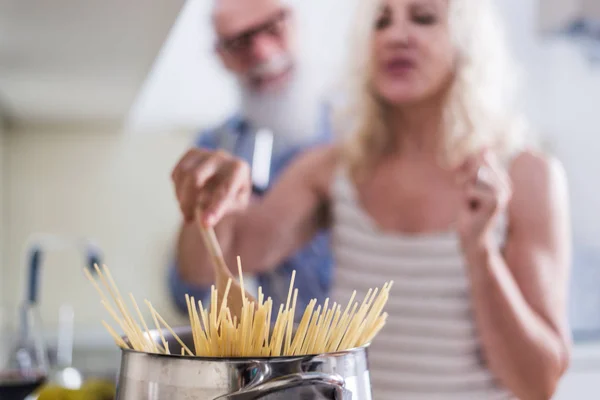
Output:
[
  {"xmin": 456, "ymin": 150, "xmax": 512, "ymax": 216},
  {"xmin": 456, "ymin": 150, "xmax": 509, "ymax": 192},
  {"xmin": 455, "ymin": 150, "xmax": 486, "ymax": 187},
  {"xmin": 465, "ymin": 183, "xmax": 506, "ymax": 214},
  {"xmin": 483, "ymin": 152, "xmax": 512, "ymax": 194}
]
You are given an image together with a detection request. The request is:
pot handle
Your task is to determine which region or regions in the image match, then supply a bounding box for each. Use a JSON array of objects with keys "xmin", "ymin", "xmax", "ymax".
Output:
[{"xmin": 214, "ymin": 371, "xmax": 346, "ymax": 400}]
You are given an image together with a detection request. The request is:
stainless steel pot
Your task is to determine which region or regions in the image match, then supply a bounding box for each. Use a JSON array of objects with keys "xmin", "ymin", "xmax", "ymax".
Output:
[{"xmin": 116, "ymin": 327, "xmax": 372, "ymax": 400}]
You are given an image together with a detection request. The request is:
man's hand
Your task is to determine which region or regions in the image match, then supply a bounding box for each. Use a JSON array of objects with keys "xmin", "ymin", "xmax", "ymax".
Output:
[{"xmin": 171, "ymin": 148, "xmax": 252, "ymax": 226}]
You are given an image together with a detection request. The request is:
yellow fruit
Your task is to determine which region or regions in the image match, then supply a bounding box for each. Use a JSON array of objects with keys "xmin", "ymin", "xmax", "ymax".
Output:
[
  {"xmin": 35, "ymin": 379, "xmax": 115, "ymax": 400},
  {"xmin": 37, "ymin": 384, "xmax": 84, "ymax": 400},
  {"xmin": 81, "ymin": 379, "xmax": 116, "ymax": 400}
]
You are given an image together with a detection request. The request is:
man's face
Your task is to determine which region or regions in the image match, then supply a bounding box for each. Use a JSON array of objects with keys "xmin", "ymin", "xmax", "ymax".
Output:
[{"xmin": 213, "ymin": 0, "xmax": 295, "ymax": 94}]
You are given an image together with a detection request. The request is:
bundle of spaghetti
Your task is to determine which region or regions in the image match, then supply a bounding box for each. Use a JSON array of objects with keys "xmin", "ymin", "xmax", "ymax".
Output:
[{"xmin": 86, "ymin": 258, "xmax": 392, "ymax": 358}]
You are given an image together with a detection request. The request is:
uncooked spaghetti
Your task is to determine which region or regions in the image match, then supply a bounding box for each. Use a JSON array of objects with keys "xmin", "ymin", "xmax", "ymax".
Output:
[{"xmin": 85, "ymin": 257, "xmax": 392, "ymax": 357}]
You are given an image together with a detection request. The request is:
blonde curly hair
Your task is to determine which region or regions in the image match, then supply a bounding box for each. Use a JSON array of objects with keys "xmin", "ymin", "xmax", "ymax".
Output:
[{"xmin": 336, "ymin": 0, "xmax": 530, "ymax": 178}]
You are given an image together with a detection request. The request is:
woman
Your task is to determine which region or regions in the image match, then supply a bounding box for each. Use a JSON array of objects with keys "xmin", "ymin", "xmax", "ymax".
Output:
[{"xmin": 172, "ymin": 0, "xmax": 572, "ymax": 398}]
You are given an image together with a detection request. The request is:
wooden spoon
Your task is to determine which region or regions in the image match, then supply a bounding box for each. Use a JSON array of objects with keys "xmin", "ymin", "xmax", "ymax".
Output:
[{"xmin": 195, "ymin": 211, "xmax": 256, "ymax": 320}]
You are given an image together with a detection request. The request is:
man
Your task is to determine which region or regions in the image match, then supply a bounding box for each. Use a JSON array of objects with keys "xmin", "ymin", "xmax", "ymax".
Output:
[{"xmin": 169, "ymin": 0, "xmax": 332, "ymax": 315}]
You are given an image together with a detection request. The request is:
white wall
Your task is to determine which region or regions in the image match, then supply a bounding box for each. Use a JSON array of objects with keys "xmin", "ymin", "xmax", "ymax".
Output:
[{"xmin": 2, "ymin": 128, "xmax": 193, "ymax": 333}]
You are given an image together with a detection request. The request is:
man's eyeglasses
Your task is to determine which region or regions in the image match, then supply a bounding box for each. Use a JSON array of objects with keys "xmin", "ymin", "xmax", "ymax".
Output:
[{"xmin": 217, "ymin": 9, "xmax": 289, "ymax": 55}]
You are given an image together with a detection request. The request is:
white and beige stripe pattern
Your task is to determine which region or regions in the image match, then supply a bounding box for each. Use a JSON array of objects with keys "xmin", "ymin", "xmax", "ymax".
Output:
[{"xmin": 331, "ymin": 169, "xmax": 515, "ymax": 400}]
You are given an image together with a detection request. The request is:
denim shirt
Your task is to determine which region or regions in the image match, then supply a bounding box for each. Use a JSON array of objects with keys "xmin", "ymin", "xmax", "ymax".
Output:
[{"xmin": 168, "ymin": 107, "xmax": 333, "ymax": 317}]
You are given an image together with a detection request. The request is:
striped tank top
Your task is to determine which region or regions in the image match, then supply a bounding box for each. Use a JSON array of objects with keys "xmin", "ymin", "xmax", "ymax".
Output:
[{"xmin": 331, "ymin": 168, "xmax": 515, "ymax": 400}]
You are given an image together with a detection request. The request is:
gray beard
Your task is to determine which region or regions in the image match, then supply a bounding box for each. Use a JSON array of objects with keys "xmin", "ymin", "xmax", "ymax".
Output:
[{"xmin": 238, "ymin": 62, "xmax": 326, "ymax": 152}]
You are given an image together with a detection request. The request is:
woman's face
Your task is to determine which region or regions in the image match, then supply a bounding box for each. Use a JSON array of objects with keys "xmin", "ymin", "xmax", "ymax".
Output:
[{"xmin": 371, "ymin": 0, "xmax": 455, "ymax": 106}]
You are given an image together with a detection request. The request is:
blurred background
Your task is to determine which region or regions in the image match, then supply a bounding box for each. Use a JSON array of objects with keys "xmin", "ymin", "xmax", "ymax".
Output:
[{"xmin": 0, "ymin": 0, "xmax": 598, "ymax": 398}]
